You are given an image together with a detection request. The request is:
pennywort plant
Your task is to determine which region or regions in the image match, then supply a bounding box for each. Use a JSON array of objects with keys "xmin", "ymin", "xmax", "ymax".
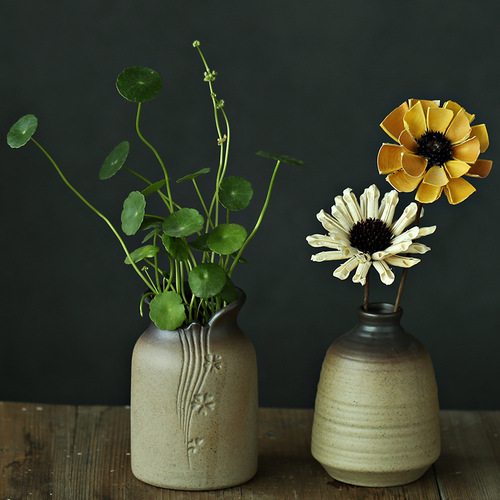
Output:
[{"xmin": 7, "ymin": 40, "xmax": 303, "ymax": 330}]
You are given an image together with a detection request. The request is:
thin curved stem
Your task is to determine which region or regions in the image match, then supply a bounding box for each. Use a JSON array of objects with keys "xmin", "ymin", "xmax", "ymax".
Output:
[
  {"xmin": 135, "ymin": 103, "xmax": 174, "ymax": 212},
  {"xmin": 30, "ymin": 138, "xmax": 158, "ymax": 294},
  {"xmin": 228, "ymin": 160, "xmax": 281, "ymax": 276},
  {"xmin": 393, "ymin": 202, "xmax": 423, "ymax": 311}
]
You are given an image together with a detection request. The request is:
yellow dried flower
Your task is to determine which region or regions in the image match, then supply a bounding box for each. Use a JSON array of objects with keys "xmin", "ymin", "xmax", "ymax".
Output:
[{"xmin": 377, "ymin": 99, "xmax": 492, "ymax": 204}]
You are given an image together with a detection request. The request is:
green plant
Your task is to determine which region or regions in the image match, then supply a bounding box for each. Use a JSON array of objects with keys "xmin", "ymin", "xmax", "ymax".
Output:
[{"xmin": 7, "ymin": 40, "xmax": 303, "ymax": 330}]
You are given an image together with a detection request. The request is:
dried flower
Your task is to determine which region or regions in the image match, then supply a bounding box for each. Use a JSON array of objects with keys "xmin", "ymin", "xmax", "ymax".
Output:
[
  {"xmin": 306, "ymin": 185, "xmax": 435, "ymax": 285},
  {"xmin": 378, "ymin": 99, "xmax": 492, "ymax": 204}
]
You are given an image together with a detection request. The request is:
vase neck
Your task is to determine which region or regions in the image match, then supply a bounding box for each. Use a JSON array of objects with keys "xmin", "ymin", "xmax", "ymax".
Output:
[{"xmin": 355, "ymin": 303, "xmax": 404, "ymax": 337}]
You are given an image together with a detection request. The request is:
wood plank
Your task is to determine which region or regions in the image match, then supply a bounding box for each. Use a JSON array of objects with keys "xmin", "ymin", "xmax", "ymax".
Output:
[
  {"xmin": 435, "ymin": 410, "xmax": 500, "ymax": 499},
  {"xmin": 0, "ymin": 401, "xmax": 76, "ymax": 498},
  {"xmin": 1, "ymin": 402, "xmax": 498, "ymax": 499}
]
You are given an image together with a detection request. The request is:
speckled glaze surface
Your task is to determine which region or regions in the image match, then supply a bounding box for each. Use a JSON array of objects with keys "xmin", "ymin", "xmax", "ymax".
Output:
[
  {"xmin": 311, "ymin": 303, "xmax": 440, "ymax": 487},
  {"xmin": 131, "ymin": 290, "xmax": 258, "ymax": 490}
]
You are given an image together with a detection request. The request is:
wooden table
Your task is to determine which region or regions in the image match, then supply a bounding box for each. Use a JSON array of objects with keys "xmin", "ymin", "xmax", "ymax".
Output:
[{"xmin": 0, "ymin": 402, "xmax": 498, "ymax": 499}]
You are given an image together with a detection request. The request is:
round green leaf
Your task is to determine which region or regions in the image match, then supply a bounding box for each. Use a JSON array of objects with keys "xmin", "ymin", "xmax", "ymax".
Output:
[
  {"xmin": 207, "ymin": 224, "xmax": 247, "ymax": 255},
  {"xmin": 219, "ymin": 276, "xmax": 238, "ymax": 303},
  {"xmin": 177, "ymin": 168, "xmax": 211, "ymax": 183},
  {"xmin": 99, "ymin": 141, "xmax": 130, "ymax": 180},
  {"xmin": 256, "ymin": 150, "xmax": 304, "ymax": 166},
  {"xmin": 7, "ymin": 114, "xmax": 38, "ymax": 148},
  {"xmin": 140, "ymin": 216, "xmax": 164, "ymax": 231},
  {"xmin": 219, "ymin": 176, "xmax": 253, "ymax": 211},
  {"xmin": 124, "ymin": 244, "xmax": 159, "ymax": 264},
  {"xmin": 189, "ymin": 263, "xmax": 227, "ymax": 299},
  {"xmin": 141, "ymin": 179, "xmax": 166, "ymax": 196},
  {"xmin": 162, "ymin": 208, "xmax": 204, "ymax": 238},
  {"xmin": 121, "ymin": 191, "xmax": 146, "ymax": 235},
  {"xmin": 189, "ymin": 233, "xmax": 209, "ymax": 252},
  {"xmin": 116, "ymin": 66, "xmax": 162, "ymax": 103},
  {"xmin": 149, "ymin": 291, "xmax": 187, "ymax": 330},
  {"xmin": 161, "ymin": 234, "xmax": 189, "ymax": 261}
]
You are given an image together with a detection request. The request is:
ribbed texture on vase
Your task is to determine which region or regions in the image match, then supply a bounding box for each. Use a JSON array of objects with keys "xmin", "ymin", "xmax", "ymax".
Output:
[{"xmin": 311, "ymin": 306, "xmax": 440, "ymax": 487}]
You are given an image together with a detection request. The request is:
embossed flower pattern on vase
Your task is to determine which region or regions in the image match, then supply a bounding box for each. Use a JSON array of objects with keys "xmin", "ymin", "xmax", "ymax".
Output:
[{"xmin": 191, "ymin": 394, "xmax": 216, "ymax": 416}]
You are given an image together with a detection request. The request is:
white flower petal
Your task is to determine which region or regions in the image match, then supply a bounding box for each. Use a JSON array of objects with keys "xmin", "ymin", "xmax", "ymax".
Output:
[
  {"xmin": 317, "ymin": 209, "xmax": 348, "ymax": 235},
  {"xmin": 311, "ymin": 251, "xmax": 350, "ymax": 262},
  {"xmin": 330, "ymin": 204, "xmax": 353, "ymax": 232},
  {"xmin": 384, "ymin": 255, "xmax": 421, "ymax": 268},
  {"xmin": 391, "ymin": 202, "xmax": 418, "ymax": 236},
  {"xmin": 359, "ymin": 184, "xmax": 381, "ymax": 219},
  {"xmin": 342, "ymin": 188, "xmax": 363, "ymax": 223},
  {"xmin": 416, "ymin": 225, "xmax": 437, "ymax": 238},
  {"xmin": 372, "ymin": 241, "xmax": 412, "ymax": 260},
  {"xmin": 391, "ymin": 226, "xmax": 419, "ymax": 246},
  {"xmin": 372, "ymin": 260, "xmax": 395, "ymax": 285},
  {"xmin": 333, "ymin": 256, "xmax": 359, "ymax": 281},
  {"xmin": 352, "ymin": 260, "xmax": 372, "ymax": 285},
  {"xmin": 378, "ymin": 190, "xmax": 399, "ymax": 224},
  {"xmin": 406, "ymin": 243, "xmax": 431, "ymax": 254},
  {"xmin": 306, "ymin": 234, "xmax": 342, "ymax": 249}
]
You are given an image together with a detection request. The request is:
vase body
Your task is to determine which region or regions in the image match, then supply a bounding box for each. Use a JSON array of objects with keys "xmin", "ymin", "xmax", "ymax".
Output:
[
  {"xmin": 311, "ymin": 303, "xmax": 440, "ymax": 487},
  {"xmin": 131, "ymin": 290, "xmax": 258, "ymax": 490}
]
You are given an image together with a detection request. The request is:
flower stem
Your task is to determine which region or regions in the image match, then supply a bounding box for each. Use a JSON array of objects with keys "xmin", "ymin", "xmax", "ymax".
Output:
[
  {"xmin": 135, "ymin": 103, "xmax": 174, "ymax": 213},
  {"xmin": 363, "ymin": 269, "xmax": 370, "ymax": 311},
  {"xmin": 393, "ymin": 202, "xmax": 423, "ymax": 311},
  {"xmin": 228, "ymin": 160, "xmax": 281, "ymax": 277},
  {"xmin": 30, "ymin": 137, "xmax": 158, "ymax": 294}
]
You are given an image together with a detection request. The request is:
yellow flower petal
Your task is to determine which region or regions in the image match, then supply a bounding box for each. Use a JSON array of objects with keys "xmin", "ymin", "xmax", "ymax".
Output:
[
  {"xmin": 451, "ymin": 136, "xmax": 480, "ymax": 163},
  {"xmin": 445, "ymin": 108, "xmax": 472, "ymax": 144},
  {"xmin": 444, "ymin": 177, "xmax": 476, "ymax": 205},
  {"xmin": 402, "ymin": 153, "xmax": 427, "ymax": 177},
  {"xmin": 443, "ymin": 100, "xmax": 475, "ymax": 123},
  {"xmin": 409, "ymin": 99, "xmax": 439, "ymax": 114},
  {"xmin": 380, "ymin": 101, "xmax": 409, "ymax": 142},
  {"xmin": 466, "ymin": 159, "xmax": 493, "ymax": 178},
  {"xmin": 423, "ymin": 166, "xmax": 449, "ymax": 186},
  {"xmin": 415, "ymin": 182, "xmax": 443, "ymax": 204},
  {"xmin": 398, "ymin": 129, "xmax": 418, "ymax": 153},
  {"xmin": 427, "ymin": 107, "xmax": 454, "ymax": 133},
  {"xmin": 377, "ymin": 144, "xmax": 403, "ymax": 174},
  {"xmin": 444, "ymin": 160, "xmax": 470, "ymax": 178},
  {"xmin": 387, "ymin": 170, "xmax": 423, "ymax": 192},
  {"xmin": 404, "ymin": 101, "xmax": 427, "ymax": 139},
  {"xmin": 471, "ymin": 124, "xmax": 489, "ymax": 153}
]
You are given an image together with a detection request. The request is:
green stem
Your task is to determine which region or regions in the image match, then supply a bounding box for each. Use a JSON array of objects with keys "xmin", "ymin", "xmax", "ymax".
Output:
[
  {"xmin": 135, "ymin": 103, "xmax": 174, "ymax": 212},
  {"xmin": 192, "ymin": 179, "xmax": 213, "ymax": 229},
  {"xmin": 31, "ymin": 138, "xmax": 158, "ymax": 294},
  {"xmin": 153, "ymin": 232, "xmax": 160, "ymax": 291},
  {"xmin": 123, "ymin": 165, "xmax": 180, "ymax": 209},
  {"xmin": 228, "ymin": 160, "xmax": 281, "ymax": 276}
]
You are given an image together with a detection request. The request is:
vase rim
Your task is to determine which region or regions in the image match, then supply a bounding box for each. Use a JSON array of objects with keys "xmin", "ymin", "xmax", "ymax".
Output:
[{"xmin": 358, "ymin": 302, "xmax": 402, "ymax": 317}]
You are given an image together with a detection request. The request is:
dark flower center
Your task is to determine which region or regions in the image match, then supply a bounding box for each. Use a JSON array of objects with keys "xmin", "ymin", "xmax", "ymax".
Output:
[
  {"xmin": 416, "ymin": 130, "xmax": 453, "ymax": 167},
  {"xmin": 349, "ymin": 218, "xmax": 393, "ymax": 255}
]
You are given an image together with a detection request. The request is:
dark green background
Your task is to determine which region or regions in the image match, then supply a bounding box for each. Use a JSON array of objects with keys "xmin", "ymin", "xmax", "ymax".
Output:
[{"xmin": 1, "ymin": 1, "xmax": 498, "ymax": 409}]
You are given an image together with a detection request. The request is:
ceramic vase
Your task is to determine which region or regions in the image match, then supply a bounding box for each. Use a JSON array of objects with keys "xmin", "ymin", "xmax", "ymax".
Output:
[
  {"xmin": 130, "ymin": 289, "xmax": 258, "ymax": 490},
  {"xmin": 311, "ymin": 303, "xmax": 440, "ymax": 487}
]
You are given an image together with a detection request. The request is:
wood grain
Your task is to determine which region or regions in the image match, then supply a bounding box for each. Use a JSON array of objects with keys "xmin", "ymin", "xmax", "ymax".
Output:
[{"xmin": 0, "ymin": 402, "xmax": 498, "ymax": 499}]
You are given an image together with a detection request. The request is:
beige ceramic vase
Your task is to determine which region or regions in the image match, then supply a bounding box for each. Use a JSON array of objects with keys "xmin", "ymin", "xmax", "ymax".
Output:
[
  {"xmin": 311, "ymin": 303, "xmax": 440, "ymax": 487},
  {"xmin": 131, "ymin": 289, "xmax": 258, "ymax": 490}
]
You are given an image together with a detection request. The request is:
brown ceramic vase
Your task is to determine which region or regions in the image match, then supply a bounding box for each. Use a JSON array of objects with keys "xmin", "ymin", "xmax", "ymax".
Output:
[
  {"xmin": 311, "ymin": 303, "xmax": 440, "ymax": 487},
  {"xmin": 130, "ymin": 289, "xmax": 258, "ymax": 490}
]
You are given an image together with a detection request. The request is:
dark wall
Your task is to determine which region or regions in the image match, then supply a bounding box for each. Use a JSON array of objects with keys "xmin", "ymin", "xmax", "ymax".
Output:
[{"xmin": 1, "ymin": 1, "xmax": 499, "ymax": 409}]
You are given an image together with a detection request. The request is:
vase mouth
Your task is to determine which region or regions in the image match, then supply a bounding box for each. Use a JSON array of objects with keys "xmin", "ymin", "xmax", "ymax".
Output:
[
  {"xmin": 358, "ymin": 302, "xmax": 402, "ymax": 317},
  {"xmin": 144, "ymin": 287, "xmax": 246, "ymax": 331}
]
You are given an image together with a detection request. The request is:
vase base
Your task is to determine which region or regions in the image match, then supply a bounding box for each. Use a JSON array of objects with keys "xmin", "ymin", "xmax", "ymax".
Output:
[
  {"xmin": 132, "ymin": 467, "xmax": 257, "ymax": 491},
  {"xmin": 322, "ymin": 464, "xmax": 430, "ymax": 487}
]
